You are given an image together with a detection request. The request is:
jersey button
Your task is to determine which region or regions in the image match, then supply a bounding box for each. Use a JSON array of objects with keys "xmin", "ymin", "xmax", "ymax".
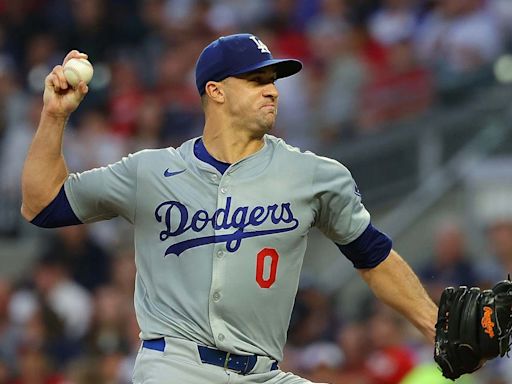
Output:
[
  {"xmin": 213, "ymin": 292, "xmax": 221, "ymax": 302},
  {"xmin": 216, "ymin": 250, "xmax": 224, "ymax": 258},
  {"xmin": 218, "ymin": 333, "xmax": 225, "ymax": 341},
  {"xmin": 220, "ymin": 187, "xmax": 227, "ymax": 194},
  {"xmin": 211, "ymin": 174, "xmax": 218, "ymax": 182}
]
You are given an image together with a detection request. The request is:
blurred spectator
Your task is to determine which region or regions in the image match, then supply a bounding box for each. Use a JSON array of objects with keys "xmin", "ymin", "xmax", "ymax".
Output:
[
  {"xmin": 139, "ymin": 0, "xmax": 168, "ymax": 36},
  {"xmin": 23, "ymin": 32, "xmax": 63, "ymax": 95},
  {"xmin": 357, "ymin": 38, "xmax": 433, "ymax": 131},
  {"xmin": 350, "ymin": 22, "xmax": 388, "ymax": 81},
  {"xmin": 476, "ymin": 219, "xmax": 512, "ymax": 289},
  {"xmin": 0, "ymin": 96, "xmax": 40, "ymax": 195},
  {"xmin": 299, "ymin": 341, "xmax": 343, "ymax": 383},
  {"xmin": 0, "ymin": 1, "xmax": 50, "ymax": 66},
  {"xmin": 85, "ymin": 285, "xmax": 130, "ymax": 355},
  {"xmin": 116, "ymin": 310, "xmax": 140, "ymax": 384},
  {"xmin": 154, "ymin": 43, "xmax": 203, "ymax": 147},
  {"xmin": 61, "ymin": 0, "xmax": 111, "ymax": 62},
  {"xmin": 281, "ymin": 285, "xmax": 337, "ymax": 376},
  {"xmin": 0, "ymin": 53, "xmax": 27, "ymax": 128},
  {"xmin": 162, "ymin": 0, "xmax": 207, "ymax": 34},
  {"xmin": 415, "ymin": 0, "xmax": 502, "ymax": 96},
  {"xmin": 419, "ymin": 219, "xmax": 478, "ymax": 301},
  {"xmin": 210, "ymin": 0, "xmax": 272, "ymax": 30},
  {"xmin": 204, "ymin": 2, "xmax": 238, "ymax": 36},
  {"xmin": 65, "ymin": 107, "xmax": 127, "ymax": 172},
  {"xmin": 364, "ymin": 304, "xmax": 415, "ymax": 384},
  {"xmin": 368, "ymin": 0, "xmax": 418, "ymax": 46},
  {"xmin": 62, "ymin": 358, "xmax": 103, "ymax": 384},
  {"xmin": 490, "ymin": 0, "xmax": 512, "ymax": 49},
  {"xmin": 24, "ymin": 33, "xmax": 59, "ymax": 75},
  {"xmin": 83, "ymin": 259, "xmax": 137, "ymax": 383},
  {"xmin": 0, "ymin": 279, "xmax": 18, "ymax": 378},
  {"xmin": 9, "ymin": 346, "xmax": 64, "ymax": 384},
  {"xmin": 307, "ymin": 0, "xmax": 351, "ymax": 42},
  {"xmin": 130, "ymin": 95, "xmax": 165, "ymax": 151},
  {"xmin": 30, "ymin": 254, "xmax": 93, "ymax": 340},
  {"xmin": 106, "ymin": 58, "xmax": 145, "ymax": 138},
  {"xmin": 287, "ymin": 286, "xmax": 336, "ymax": 348},
  {"xmin": 335, "ymin": 322, "xmax": 372, "ymax": 384},
  {"xmin": 40, "ymin": 226, "xmax": 111, "ymax": 293},
  {"xmin": 0, "ymin": 54, "xmax": 29, "ymax": 236},
  {"xmin": 263, "ymin": 0, "xmax": 311, "ymax": 60},
  {"xmin": 11, "ymin": 300, "xmax": 80, "ymax": 371},
  {"xmin": 110, "ymin": 250, "xmax": 136, "ymax": 300},
  {"xmin": 106, "ymin": 1, "xmax": 145, "ymax": 47},
  {"xmin": 0, "ymin": 93, "xmax": 36, "ymax": 236},
  {"xmin": 307, "ymin": 3, "xmax": 366, "ymax": 141},
  {"xmin": 98, "ymin": 351, "xmax": 124, "ymax": 384},
  {"xmin": 0, "ymin": 360, "xmax": 9, "ymax": 384},
  {"xmin": 349, "ymin": 2, "xmax": 432, "ymax": 130}
]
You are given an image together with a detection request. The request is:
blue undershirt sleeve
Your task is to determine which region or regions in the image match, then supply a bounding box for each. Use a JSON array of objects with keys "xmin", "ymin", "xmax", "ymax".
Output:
[
  {"xmin": 336, "ymin": 223, "xmax": 392, "ymax": 269},
  {"xmin": 30, "ymin": 186, "xmax": 82, "ymax": 228}
]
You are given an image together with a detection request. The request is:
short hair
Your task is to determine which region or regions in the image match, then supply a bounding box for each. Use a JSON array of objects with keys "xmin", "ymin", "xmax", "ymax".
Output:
[{"xmin": 200, "ymin": 93, "xmax": 208, "ymax": 109}]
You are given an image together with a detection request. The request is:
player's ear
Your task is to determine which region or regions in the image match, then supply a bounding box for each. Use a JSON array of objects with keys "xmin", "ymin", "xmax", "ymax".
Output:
[{"xmin": 205, "ymin": 81, "xmax": 225, "ymax": 104}]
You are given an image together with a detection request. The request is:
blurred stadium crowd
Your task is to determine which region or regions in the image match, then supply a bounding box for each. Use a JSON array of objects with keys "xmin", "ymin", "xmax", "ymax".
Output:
[{"xmin": 1, "ymin": 0, "xmax": 512, "ymax": 383}]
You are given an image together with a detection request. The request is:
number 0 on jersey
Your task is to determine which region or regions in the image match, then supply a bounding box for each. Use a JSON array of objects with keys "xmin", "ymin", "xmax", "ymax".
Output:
[{"xmin": 256, "ymin": 248, "xmax": 279, "ymax": 288}]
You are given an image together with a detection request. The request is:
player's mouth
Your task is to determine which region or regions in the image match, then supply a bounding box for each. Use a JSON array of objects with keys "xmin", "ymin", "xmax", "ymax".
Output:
[{"xmin": 261, "ymin": 104, "xmax": 276, "ymax": 113}]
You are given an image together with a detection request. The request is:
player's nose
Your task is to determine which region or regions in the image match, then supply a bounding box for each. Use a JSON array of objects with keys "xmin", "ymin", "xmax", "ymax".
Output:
[{"xmin": 262, "ymin": 83, "xmax": 279, "ymax": 100}]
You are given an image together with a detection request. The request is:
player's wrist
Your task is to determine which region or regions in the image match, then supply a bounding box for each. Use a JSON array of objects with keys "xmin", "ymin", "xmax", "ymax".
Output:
[{"xmin": 41, "ymin": 106, "xmax": 70, "ymax": 123}]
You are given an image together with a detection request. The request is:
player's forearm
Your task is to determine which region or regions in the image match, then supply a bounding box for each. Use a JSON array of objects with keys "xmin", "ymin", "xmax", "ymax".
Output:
[
  {"xmin": 21, "ymin": 108, "xmax": 69, "ymax": 220},
  {"xmin": 358, "ymin": 249, "xmax": 437, "ymax": 342}
]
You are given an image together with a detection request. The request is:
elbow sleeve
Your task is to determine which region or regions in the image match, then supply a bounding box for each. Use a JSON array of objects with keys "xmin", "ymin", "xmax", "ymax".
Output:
[
  {"xmin": 30, "ymin": 186, "xmax": 82, "ymax": 228},
  {"xmin": 337, "ymin": 223, "xmax": 392, "ymax": 269}
]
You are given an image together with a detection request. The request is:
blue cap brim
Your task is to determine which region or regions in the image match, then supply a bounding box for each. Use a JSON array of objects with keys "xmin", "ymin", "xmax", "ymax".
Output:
[{"xmin": 230, "ymin": 58, "xmax": 303, "ymax": 80}]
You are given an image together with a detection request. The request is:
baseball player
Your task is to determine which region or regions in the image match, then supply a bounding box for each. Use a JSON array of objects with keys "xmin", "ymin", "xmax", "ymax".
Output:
[{"xmin": 21, "ymin": 34, "xmax": 437, "ymax": 383}]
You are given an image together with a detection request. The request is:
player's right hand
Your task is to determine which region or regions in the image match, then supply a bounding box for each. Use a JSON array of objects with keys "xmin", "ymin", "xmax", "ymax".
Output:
[{"xmin": 42, "ymin": 50, "xmax": 89, "ymax": 118}]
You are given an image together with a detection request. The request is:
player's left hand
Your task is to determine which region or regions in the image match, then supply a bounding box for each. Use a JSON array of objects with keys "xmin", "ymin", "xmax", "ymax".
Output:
[{"xmin": 434, "ymin": 279, "xmax": 512, "ymax": 380}]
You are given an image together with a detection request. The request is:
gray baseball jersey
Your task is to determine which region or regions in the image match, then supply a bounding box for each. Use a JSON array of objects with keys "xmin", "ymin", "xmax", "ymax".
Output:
[{"xmin": 64, "ymin": 134, "xmax": 370, "ymax": 361}]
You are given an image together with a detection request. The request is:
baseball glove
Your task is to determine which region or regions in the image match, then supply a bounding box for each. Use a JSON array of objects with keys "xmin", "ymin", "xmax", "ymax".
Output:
[{"xmin": 434, "ymin": 279, "xmax": 512, "ymax": 380}]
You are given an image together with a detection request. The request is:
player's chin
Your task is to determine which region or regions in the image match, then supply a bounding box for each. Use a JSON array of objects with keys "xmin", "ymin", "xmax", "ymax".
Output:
[
  {"xmin": 254, "ymin": 111, "xmax": 276, "ymax": 132},
  {"xmin": 261, "ymin": 117, "xmax": 275, "ymax": 133},
  {"xmin": 264, "ymin": 112, "xmax": 276, "ymax": 125}
]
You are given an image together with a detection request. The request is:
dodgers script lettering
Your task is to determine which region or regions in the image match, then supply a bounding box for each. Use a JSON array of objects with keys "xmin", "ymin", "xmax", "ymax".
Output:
[{"xmin": 154, "ymin": 197, "xmax": 299, "ymax": 256}]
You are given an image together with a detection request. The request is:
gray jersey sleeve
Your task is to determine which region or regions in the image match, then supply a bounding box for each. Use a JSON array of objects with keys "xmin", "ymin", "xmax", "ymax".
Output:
[
  {"xmin": 64, "ymin": 151, "xmax": 141, "ymax": 224},
  {"xmin": 312, "ymin": 156, "xmax": 370, "ymax": 244}
]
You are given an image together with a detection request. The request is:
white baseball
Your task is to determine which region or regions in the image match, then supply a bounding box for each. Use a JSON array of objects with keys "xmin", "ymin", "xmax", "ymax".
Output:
[{"xmin": 63, "ymin": 58, "xmax": 94, "ymax": 87}]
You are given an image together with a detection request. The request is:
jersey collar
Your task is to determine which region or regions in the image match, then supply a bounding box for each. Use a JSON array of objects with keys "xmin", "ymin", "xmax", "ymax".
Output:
[
  {"xmin": 194, "ymin": 138, "xmax": 231, "ymax": 175},
  {"xmin": 181, "ymin": 135, "xmax": 274, "ymax": 178}
]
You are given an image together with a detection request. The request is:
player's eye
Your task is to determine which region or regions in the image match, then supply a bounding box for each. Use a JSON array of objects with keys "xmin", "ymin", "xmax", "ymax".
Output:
[{"xmin": 252, "ymin": 76, "xmax": 274, "ymax": 85}]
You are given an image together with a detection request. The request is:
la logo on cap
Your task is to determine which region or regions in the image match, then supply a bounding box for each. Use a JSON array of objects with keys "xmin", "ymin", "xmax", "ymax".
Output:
[{"xmin": 249, "ymin": 36, "xmax": 270, "ymax": 54}]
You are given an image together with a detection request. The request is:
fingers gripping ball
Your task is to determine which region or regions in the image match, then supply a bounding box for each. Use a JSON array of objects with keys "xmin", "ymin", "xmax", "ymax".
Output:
[
  {"xmin": 434, "ymin": 280, "xmax": 512, "ymax": 381},
  {"xmin": 63, "ymin": 58, "xmax": 93, "ymax": 87}
]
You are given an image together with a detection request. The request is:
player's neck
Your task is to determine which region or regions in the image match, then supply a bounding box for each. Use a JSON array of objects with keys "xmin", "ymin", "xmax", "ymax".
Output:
[{"xmin": 202, "ymin": 125, "xmax": 265, "ymax": 164}]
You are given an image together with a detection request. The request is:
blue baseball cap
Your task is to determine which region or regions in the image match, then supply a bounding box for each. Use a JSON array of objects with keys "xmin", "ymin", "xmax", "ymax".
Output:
[{"xmin": 195, "ymin": 33, "xmax": 303, "ymax": 95}]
